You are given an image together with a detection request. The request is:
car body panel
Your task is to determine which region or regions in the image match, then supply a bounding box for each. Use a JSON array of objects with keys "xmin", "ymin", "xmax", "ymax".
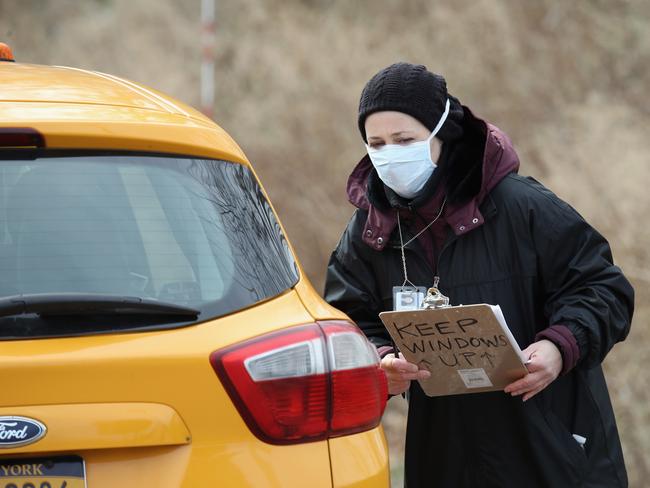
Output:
[
  {"xmin": 0, "ymin": 102, "xmax": 247, "ymax": 164},
  {"xmin": 294, "ymin": 277, "xmax": 349, "ymax": 321},
  {"xmin": 0, "ymin": 64, "xmax": 202, "ymax": 118},
  {"xmin": 1, "ymin": 290, "xmax": 311, "ymax": 409},
  {"xmin": 0, "ymin": 403, "xmax": 191, "ymax": 452},
  {"xmin": 329, "ymin": 430, "xmax": 390, "ymax": 488},
  {"xmin": 76, "ymin": 442, "xmax": 332, "ymax": 487},
  {"xmin": 0, "ymin": 63, "xmax": 247, "ymax": 163}
]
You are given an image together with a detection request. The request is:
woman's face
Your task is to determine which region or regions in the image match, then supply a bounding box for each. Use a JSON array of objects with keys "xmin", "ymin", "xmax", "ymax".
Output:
[{"xmin": 365, "ymin": 111, "xmax": 442, "ymax": 162}]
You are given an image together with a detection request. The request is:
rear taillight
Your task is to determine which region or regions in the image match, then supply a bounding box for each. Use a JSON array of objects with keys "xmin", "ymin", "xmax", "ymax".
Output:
[{"xmin": 210, "ymin": 320, "xmax": 388, "ymax": 445}]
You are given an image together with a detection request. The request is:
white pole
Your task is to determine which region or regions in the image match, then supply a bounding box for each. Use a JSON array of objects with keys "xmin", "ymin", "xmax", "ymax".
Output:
[{"xmin": 201, "ymin": 0, "xmax": 216, "ymax": 119}]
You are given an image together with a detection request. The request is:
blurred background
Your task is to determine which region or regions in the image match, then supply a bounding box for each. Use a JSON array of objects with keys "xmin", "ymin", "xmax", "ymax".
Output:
[{"xmin": 2, "ymin": 0, "xmax": 649, "ymax": 485}]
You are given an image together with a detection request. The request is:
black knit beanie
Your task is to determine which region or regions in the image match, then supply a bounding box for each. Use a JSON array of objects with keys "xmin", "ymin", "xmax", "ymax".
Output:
[{"xmin": 358, "ymin": 62, "xmax": 464, "ymax": 143}]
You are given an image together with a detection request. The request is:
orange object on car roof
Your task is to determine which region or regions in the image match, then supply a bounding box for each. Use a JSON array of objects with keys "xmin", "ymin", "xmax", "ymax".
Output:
[{"xmin": 0, "ymin": 42, "xmax": 15, "ymax": 62}]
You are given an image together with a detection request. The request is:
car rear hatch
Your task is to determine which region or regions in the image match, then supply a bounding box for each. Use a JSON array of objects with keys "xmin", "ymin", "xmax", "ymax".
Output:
[
  {"xmin": 0, "ymin": 151, "xmax": 338, "ymax": 487},
  {"xmin": 0, "ymin": 147, "xmax": 389, "ymax": 487}
]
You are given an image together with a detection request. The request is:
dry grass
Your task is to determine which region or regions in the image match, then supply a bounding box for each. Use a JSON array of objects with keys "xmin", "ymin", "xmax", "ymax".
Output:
[{"xmin": 2, "ymin": 1, "xmax": 649, "ymax": 485}]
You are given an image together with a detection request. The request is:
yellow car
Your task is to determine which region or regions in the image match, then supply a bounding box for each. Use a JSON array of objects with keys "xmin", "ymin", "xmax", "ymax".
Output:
[{"xmin": 0, "ymin": 43, "xmax": 389, "ymax": 488}]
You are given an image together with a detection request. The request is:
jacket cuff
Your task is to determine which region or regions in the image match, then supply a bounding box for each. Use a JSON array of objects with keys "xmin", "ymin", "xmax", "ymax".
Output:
[
  {"xmin": 535, "ymin": 325, "xmax": 580, "ymax": 375},
  {"xmin": 565, "ymin": 323, "xmax": 589, "ymax": 363},
  {"xmin": 377, "ymin": 345, "xmax": 395, "ymax": 359}
]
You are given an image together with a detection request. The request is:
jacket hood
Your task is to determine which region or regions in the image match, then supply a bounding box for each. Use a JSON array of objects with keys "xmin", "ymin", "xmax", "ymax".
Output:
[{"xmin": 346, "ymin": 107, "xmax": 520, "ymax": 250}]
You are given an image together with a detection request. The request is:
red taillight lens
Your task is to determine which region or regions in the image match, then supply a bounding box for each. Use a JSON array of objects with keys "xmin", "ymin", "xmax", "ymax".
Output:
[
  {"xmin": 211, "ymin": 325, "xmax": 329, "ymax": 443},
  {"xmin": 210, "ymin": 321, "xmax": 387, "ymax": 445},
  {"xmin": 322, "ymin": 322, "xmax": 388, "ymax": 437}
]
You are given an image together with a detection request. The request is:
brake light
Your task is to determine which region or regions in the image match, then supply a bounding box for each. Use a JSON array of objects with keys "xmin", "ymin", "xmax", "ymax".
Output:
[
  {"xmin": 210, "ymin": 321, "xmax": 388, "ymax": 445},
  {"xmin": 0, "ymin": 128, "xmax": 46, "ymax": 148}
]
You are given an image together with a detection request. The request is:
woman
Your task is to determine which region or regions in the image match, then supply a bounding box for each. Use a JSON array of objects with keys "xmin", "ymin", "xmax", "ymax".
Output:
[{"xmin": 324, "ymin": 62, "xmax": 633, "ymax": 487}]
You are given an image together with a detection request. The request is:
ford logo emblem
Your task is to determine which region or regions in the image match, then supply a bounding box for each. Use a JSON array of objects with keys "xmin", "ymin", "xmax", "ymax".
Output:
[{"xmin": 0, "ymin": 416, "xmax": 47, "ymax": 448}]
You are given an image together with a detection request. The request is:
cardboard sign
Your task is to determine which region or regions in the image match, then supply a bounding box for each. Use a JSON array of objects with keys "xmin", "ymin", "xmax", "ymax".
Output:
[{"xmin": 379, "ymin": 304, "xmax": 529, "ymax": 397}]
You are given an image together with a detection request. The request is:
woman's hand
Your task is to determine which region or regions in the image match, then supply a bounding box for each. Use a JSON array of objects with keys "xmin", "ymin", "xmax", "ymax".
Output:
[
  {"xmin": 504, "ymin": 339, "xmax": 562, "ymax": 401},
  {"xmin": 380, "ymin": 352, "xmax": 431, "ymax": 396}
]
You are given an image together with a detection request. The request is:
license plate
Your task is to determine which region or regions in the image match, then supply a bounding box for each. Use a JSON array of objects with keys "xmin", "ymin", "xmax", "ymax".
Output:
[{"xmin": 0, "ymin": 455, "xmax": 86, "ymax": 488}]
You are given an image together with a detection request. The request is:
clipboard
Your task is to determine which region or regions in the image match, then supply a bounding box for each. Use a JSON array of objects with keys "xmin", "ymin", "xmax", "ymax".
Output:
[{"xmin": 379, "ymin": 304, "xmax": 529, "ymax": 397}]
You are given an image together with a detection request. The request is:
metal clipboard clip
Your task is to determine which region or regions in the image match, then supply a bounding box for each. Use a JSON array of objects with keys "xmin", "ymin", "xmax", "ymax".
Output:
[{"xmin": 421, "ymin": 276, "xmax": 451, "ymax": 309}]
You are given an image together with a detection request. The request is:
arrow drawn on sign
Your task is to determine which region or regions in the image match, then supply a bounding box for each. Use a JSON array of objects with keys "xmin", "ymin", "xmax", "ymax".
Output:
[{"xmin": 480, "ymin": 351, "xmax": 496, "ymax": 368}]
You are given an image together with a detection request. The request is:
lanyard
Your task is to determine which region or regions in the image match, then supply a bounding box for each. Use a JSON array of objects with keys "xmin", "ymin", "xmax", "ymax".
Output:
[{"xmin": 396, "ymin": 196, "xmax": 447, "ymax": 289}]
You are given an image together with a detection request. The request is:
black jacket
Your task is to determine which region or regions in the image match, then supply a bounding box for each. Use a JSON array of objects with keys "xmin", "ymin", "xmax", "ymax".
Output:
[{"xmin": 324, "ymin": 112, "xmax": 634, "ymax": 487}]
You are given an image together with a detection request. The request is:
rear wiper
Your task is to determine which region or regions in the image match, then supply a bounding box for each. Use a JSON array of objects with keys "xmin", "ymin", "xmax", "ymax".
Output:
[{"xmin": 0, "ymin": 293, "xmax": 200, "ymax": 319}]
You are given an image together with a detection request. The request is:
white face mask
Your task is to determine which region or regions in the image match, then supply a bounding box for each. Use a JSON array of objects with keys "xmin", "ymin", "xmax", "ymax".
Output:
[{"xmin": 366, "ymin": 99, "xmax": 450, "ymax": 199}]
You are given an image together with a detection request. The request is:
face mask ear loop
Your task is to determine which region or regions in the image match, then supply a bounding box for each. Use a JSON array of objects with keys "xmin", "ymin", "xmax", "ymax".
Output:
[
  {"xmin": 429, "ymin": 98, "xmax": 451, "ymax": 139},
  {"xmin": 397, "ymin": 211, "xmax": 416, "ymax": 291},
  {"xmin": 423, "ymin": 98, "xmax": 450, "ymax": 163}
]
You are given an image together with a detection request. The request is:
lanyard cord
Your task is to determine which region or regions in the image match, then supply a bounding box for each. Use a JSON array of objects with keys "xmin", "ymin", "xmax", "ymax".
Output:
[{"xmin": 396, "ymin": 197, "xmax": 447, "ymax": 289}]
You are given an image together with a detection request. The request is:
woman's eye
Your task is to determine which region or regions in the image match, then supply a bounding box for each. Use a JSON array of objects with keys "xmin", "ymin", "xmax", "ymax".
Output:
[{"xmin": 398, "ymin": 138, "xmax": 414, "ymax": 144}]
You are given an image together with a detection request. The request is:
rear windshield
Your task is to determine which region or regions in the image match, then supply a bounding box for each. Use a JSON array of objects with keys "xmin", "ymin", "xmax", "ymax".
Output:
[{"xmin": 0, "ymin": 153, "xmax": 299, "ymax": 338}]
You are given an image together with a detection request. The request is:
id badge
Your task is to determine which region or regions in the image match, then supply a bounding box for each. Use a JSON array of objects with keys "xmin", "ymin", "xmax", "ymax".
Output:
[{"xmin": 392, "ymin": 286, "xmax": 427, "ymax": 311}]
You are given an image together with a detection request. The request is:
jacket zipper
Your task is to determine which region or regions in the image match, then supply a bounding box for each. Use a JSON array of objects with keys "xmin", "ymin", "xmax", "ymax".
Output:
[{"xmin": 434, "ymin": 230, "xmax": 459, "ymax": 294}]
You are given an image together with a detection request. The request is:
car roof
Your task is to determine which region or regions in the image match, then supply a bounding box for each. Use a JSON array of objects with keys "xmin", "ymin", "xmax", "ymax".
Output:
[{"xmin": 0, "ymin": 62, "xmax": 247, "ymax": 163}]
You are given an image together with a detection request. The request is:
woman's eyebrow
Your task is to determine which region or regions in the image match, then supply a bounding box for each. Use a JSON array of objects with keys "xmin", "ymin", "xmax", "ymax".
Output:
[{"xmin": 368, "ymin": 130, "xmax": 414, "ymax": 141}]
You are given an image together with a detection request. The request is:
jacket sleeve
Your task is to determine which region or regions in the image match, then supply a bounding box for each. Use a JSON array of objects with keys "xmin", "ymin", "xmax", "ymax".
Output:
[
  {"xmin": 324, "ymin": 214, "xmax": 392, "ymax": 350},
  {"xmin": 532, "ymin": 185, "xmax": 634, "ymax": 369}
]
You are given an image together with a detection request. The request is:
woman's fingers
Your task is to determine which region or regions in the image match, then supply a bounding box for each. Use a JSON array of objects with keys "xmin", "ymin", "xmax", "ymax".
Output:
[
  {"xmin": 416, "ymin": 369, "xmax": 431, "ymax": 379},
  {"xmin": 522, "ymin": 384, "xmax": 547, "ymax": 402},
  {"xmin": 393, "ymin": 357, "xmax": 417, "ymax": 370},
  {"xmin": 504, "ymin": 340, "xmax": 562, "ymax": 400},
  {"xmin": 380, "ymin": 352, "xmax": 431, "ymax": 395},
  {"xmin": 505, "ymin": 371, "xmax": 541, "ymax": 396},
  {"xmin": 392, "ymin": 358, "xmax": 430, "ymax": 377},
  {"xmin": 381, "ymin": 354, "xmax": 430, "ymax": 375},
  {"xmin": 391, "ymin": 356, "xmax": 418, "ymax": 372},
  {"xmin": 505, "ymin": 371, "xmax": 547, "ymax": 397},
  {"xmin": 393, "ymin": 370, "xmax": 430, "ymax": 381}
]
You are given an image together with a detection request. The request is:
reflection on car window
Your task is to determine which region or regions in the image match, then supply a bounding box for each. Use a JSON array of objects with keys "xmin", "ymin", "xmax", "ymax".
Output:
[{"xmin": 0, "ymin": 154, "xmax": 298, "ymax": 337}]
